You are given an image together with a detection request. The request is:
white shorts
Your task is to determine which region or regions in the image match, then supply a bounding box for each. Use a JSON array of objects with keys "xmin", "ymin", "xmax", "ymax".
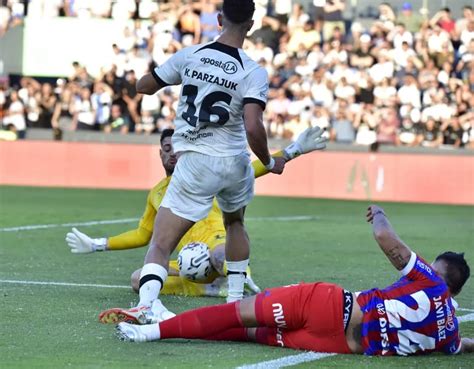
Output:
[{"xmin": 161, "ymin": 151, "xmax": 255, "ymax": 222}]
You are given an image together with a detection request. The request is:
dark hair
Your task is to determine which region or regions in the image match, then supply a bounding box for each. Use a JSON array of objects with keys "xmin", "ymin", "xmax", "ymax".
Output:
[
  {"xmin": 222, "ymin": 0, "xmax": 255, "ymax": 24},
  {"xmin": 435, "ymin": 252, "xmax": 470, "ymax": 295},
  {"xmin": 160, "ymin": 129, "xmax": 174, "ymax": 145}
]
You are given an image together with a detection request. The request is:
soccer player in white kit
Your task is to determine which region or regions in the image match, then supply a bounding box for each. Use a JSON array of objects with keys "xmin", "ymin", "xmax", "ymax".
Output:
[{"xmin": 100, "ymin": 0, "xmax": 286, "ymax": 323}]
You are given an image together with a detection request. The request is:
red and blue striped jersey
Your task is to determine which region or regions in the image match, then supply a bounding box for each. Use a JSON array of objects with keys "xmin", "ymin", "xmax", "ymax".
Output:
[{"xmin": 356, "ymin": 252, "xmax": 461, "ymax": 356}]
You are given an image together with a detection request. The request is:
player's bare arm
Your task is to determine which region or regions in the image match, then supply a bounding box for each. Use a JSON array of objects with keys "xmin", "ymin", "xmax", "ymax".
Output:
[
  {"xmin": 243, "ymin": 103, "xmax": 285, "ymax": 174},
  {"xmin": 367, "ymin": 205, "xmax": 412, "ymax": 270},
  {"xmin": 460, "ymin": 338, "xmax": 474, "ymax": 353},
  {"xmin": 136, "ymin": 72, "xmax": 167, "ymax": 95}
]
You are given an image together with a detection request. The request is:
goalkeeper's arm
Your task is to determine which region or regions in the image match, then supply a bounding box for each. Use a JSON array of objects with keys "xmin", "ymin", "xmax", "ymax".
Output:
[
  {"xmin": 66, "ymin": 194, "xmax": 156, "ymax": 254},
  {"xmin": 252, "ymin": 126, "xmax": 327, "ymax": 178}
]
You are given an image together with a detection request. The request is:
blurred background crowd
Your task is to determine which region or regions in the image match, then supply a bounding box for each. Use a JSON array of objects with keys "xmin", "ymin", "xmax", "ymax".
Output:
[{"xmin": 0, "ymin": 0, "xmax": 473, "ymax": 149}]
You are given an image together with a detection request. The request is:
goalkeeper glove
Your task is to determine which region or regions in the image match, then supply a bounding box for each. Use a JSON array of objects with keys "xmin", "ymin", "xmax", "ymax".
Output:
[
  {"xmin": 283, "ymin": 126, "xmax": 328, "ymax": 160},
  {"xmin": 66, "ymin": 227, "xmax": 107, "ymax": 254}
]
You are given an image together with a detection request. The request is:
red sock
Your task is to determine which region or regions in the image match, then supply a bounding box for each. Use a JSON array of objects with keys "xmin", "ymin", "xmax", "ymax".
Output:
[
  {"xmin": 204, "ymin": 328, "xmax": 249, "ymax": 342},
  {"xmin": 159, "ymin": 302, "xmax": 243, "ymax": 339}
]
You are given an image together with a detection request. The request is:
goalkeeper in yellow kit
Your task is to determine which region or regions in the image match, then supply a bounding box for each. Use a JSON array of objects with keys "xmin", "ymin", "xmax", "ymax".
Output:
[{"xmin": 66, "ymin": 126, "xmax": 327, "ymax": 298}]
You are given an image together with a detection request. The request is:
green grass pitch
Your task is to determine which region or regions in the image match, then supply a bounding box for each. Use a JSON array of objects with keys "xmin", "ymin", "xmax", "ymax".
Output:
[{"xmin": 0, "ymin": 186, "xmax": 473, "ymax": 369}]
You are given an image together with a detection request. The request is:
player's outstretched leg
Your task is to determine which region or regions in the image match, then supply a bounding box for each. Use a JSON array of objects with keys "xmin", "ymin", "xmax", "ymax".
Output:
[
  {"xmin": 115, "ymin": 284, "xmax": 312, "ymax": 344},
  {"xmin": 115, "ymin": 293, "xmax": 264, "ymax": 342}
]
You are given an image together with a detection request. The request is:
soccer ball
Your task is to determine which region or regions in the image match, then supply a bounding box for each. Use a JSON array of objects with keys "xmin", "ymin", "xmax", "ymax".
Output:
[{"xmin": 177, "ymin": 242, "xmax": 212, "ymax": 281}]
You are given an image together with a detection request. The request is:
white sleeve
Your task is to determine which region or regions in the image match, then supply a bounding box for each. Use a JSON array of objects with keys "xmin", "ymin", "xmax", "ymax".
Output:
[
  {"xmin": 152, "ymin": 49, "xmax": 185, "ymax": 86},
  {"xmin": 400, "ymin": 251, "xmax": 417, "ymax": 276},
  {"xmin": 243, "ymin": 67, "xmax": 269, "ymax": 110}
]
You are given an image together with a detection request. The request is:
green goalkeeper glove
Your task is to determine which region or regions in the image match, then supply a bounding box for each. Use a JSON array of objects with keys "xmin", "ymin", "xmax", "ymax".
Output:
[
  {"xmin": 66, "ymin": 227, "xmax": 107, "ymax": 253},
  {"xmin": 283, "ymin": 126, "xmax": 328, "ymax": 160}
]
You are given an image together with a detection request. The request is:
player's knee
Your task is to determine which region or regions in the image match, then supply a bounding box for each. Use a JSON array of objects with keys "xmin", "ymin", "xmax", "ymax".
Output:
[{"xmin": 131, "ymin": 269, "xmax": 141, "ymax": 293}]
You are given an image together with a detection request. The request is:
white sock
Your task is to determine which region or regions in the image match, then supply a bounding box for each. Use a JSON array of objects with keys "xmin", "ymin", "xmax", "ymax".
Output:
[
  {"xmin": 138, "ymin": 263, "xmax": 168, "ymax": 307},
  {"xmin": 139, "ymin": 323, "xmax": 161, "ymax": 341},
  {"xmin": 226, "ymin": 259, "xmax": 249, "ymax": 303}
]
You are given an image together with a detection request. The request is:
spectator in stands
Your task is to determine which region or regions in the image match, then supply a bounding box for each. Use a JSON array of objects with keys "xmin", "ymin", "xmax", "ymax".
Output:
[
  {"xmin": 350, "ymin": 34, "xmax": 374, "ymax": 69},
  {"xmin": 397, "ymin": 74, "xmax": 421, "ymax": 109},
  {"xmin": 287, "ymin": 19, "xmax": 320, "ymax": 53},
  {"xmin": 430, "ymin": 8, "xmax": 456, "ymax": 37},
  {"xmin": 72, "ymin": 87, "xmax": 95, "ymax": 131},
  {"xmin": 104, "ymin": 104, "xmax": 129, "ymax": 134},
  {"xmin": 122, "ymin": 70, "xmax": 142, "ymax": 130},
  {"xmin": 0, "ymin": 4, "xmax": 10, "ymax": 36},
  {"xmin": 456, "ymin": 39, "xmax": 474, "ymax": 80},
  {"xmin": 397, "ymin": 2, "xmax": 424, "ymax": 34},
  {"xmin": 199, "ymin": 0, "xmax": 219, "ymax": 42},
  {"xmin": 267, "ymin": 88, "xmax": 290, "ymax": 135},
  {"xmin": 28, "ymin": 0, "xmax": 63, "ymax": 18},
  {"xmin": 456, "ymin": 6, "xmax": 473, "ymax": 37},
  {"xmin": 378, "ymin": 2, "xmax": 396, "ymax": 30},
  {"xmin": 51, "ymin": 87, "xmax": 74, "ymax": 130},
  {"xmin": 135, "ymin": 110, "xmax": 156, "ymax": 135},
  {"xmin": 463, "ymin": 120, "xmax": 474, "ymax": 149},
  {"xmin": 330, "ymin": 108, "xmax": 355, "ymax": 143},
  {"xmin": 3, "ymin": 90, "xmax": 26, "ymax": 139},
  {"xmin": 376, "ymin": 107, "xmax": 399, "ymax": 145},
  {"xmin": 287, "ymin": 3, "xmax": 309, "ymax": 35},
  {"xmin": 111, "ymin": 0, "xmax": 136, "ymax": 21},
  {"xmin": 176, "ymin": 3, "xmax": 201, "ymax": 45},
  {"xmin": 373, "ymin": 78, "xmax": 397, "ymax": 108},
  {"xmin": 156, "ymin": 105, "xmax": 176, "ymax": 133},
  {"xmin": 126, "ymin": 45, "xmax": 150, "ymax": 79},
  {"xmin": 418, "ymin": 118, "xmax": 443, "ymax": 148},
  {"xmin": 25, "ymin": 89, "xmax": 41, "ymax": 128},
  {"xmin": 354, "ymin": 105, "xmax": 377, "ymax": 146},
  {"xmin": 0, "ymin": 123, "xmax": 18, "ymax": 141},
  {"xmin": 91, "ymin": 82, "xmax": 113, "ymax": 130},
  {"xmin": 37, "ymin": 83, "xmax": 57, "ymax": 129},
  {"xmin": 322, "ymin": 0, "xmax": 345, "ymax": 42},
  {"xmin": 396, "ymin": 118, "xmax": 420, "ymax": 147},
  {"xmin": 441, "ymin": 117, "xmax": 463, "ymax": 148}
]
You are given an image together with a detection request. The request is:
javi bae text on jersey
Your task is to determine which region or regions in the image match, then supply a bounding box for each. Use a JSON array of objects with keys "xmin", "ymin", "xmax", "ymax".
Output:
[
  {"xmin": 152, "ymin": 41, "xmax": 269, "ymax": 157},
  {"xmin": 356, "ymin": 252, "xmax": 461, "ymax": 356}
]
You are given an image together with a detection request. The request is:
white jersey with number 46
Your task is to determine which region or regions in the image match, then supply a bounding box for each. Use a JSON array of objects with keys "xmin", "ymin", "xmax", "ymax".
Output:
[{"xmin": 152, "ymin": 41, "xmax": 269, "ymax": 157}]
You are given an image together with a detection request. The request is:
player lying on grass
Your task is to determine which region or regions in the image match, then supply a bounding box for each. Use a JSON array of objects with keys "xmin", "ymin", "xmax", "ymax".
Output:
[
  {"xmin": 65, "ymin": 126, "xmax": 327, "ymax": 301},
  {"xmin": 114, "ymin": 205, "xmax": 473, "ymax": 356}
]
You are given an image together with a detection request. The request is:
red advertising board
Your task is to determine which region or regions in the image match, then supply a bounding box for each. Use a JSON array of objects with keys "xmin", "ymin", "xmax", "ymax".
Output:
[{"xmin": 1, "ymin": 141, "xmax": 473, "ymax": 205}]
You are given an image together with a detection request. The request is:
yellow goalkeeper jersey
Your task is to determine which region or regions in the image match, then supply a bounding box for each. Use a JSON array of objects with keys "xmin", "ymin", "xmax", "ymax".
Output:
[{"xmin": 107, "ymin": 151, "xmax": 284, "ymax": 251}]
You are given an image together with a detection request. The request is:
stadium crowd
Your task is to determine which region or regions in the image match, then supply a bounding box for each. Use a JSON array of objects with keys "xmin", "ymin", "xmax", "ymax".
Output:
[{"xmin": 0, "ymin": 0, "xmax": 473, "ymax": 148}]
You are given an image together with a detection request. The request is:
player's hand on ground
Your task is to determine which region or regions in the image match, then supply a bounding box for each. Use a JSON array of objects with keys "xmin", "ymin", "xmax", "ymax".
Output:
[
  {"xmin": 366, "ymin": 205, "xmax": 385, "ymax": 223},
  {"xmin": 269, "ymin": 157, "xmax": 286, "ymax": 174},
  {"xmin": 66, "ymin": 227, "xmax": 106, "ymax": 253},
  {"xmin": 284, "ymin": 126, "xmax": 329, "ymax": 160}
]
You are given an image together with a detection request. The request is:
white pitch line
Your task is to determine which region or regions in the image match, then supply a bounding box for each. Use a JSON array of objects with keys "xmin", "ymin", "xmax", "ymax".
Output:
[
  {"xmin": 458, "ymin": 308, "xmax": 474, "ymax": 312},
  {"xmin": 248, "ymin": 215, "xmax": 319, "ymax": 222},
  {"xmin": 236, "ymin": 352, "xmax": 336, "ymax": 369},
  {"xmin": 0, "ymin": 218, "xmax": 140, "ymax": 232},
  {"xmin": 0, "ymin": 279, "xmax": 130, "ymax": 289},
  {"xmin": 0, "ymin": 215, "xmax": 319, "ymax": 232},
  {"xmin": 458, "ymin": 313, "xmax": 474, "ymax": 323}
]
